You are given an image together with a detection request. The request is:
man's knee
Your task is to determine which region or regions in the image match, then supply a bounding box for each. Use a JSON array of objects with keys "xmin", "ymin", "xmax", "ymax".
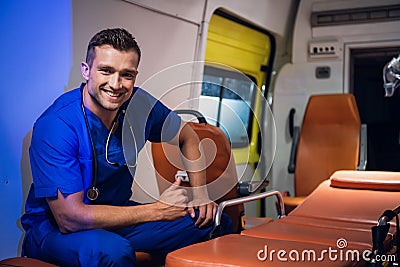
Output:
[{"xmin": 89, "ymin": 237, "xmax": 136, "ymax": 266}]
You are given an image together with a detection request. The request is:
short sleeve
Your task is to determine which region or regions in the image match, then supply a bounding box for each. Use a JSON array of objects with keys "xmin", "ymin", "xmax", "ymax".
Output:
[
  {"xmin": 124, "ymin": 88, "xmax": 181, "ymax": 146},
  {"xmin": 30, "ymin": 115, "xmax": 85, "ymax": 198},
  {"xmin": 147, "ymin": 100, "xmax": 181, "ymax": 142}
]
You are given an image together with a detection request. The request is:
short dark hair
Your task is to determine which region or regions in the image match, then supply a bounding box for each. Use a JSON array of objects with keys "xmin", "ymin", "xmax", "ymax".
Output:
[{"xmin": 85, "ymin": 28, "xmax": 141, "ymax": 67}]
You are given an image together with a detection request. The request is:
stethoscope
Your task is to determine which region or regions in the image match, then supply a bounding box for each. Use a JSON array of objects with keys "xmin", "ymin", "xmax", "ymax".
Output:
[{"xmin": 81, "ymin": 91, "xmax": 137, "ymax": 201}]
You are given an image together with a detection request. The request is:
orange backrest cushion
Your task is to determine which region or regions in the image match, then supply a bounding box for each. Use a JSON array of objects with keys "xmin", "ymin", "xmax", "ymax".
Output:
[
  {"xmin": 295, "ymin": 94, "xmax": 361, "ymax": 196},
  {"xmin": 151, "ymin": 122, "xmax": 244, "ymax": 232}
]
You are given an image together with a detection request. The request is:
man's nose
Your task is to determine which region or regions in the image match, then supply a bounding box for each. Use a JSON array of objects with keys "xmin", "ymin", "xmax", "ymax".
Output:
[{"xmin": 109, "ymin": 73, "xmax": 121, "ymax": 89}]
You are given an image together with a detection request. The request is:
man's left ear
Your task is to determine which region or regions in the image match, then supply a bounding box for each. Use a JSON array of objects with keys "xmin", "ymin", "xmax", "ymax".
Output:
[{"xmin": 81, "ymin": 62, "xmax": 90, "ymax": 80}]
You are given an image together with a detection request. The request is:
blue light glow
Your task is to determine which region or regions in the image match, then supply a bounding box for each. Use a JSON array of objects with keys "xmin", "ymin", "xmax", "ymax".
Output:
[{"xmin": 0, "ymin": 0, "xmax": 72, "ymax": 259}]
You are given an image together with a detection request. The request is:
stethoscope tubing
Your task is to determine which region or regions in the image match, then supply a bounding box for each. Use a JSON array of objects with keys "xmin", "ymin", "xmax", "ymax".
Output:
[
  {"xmin": 81, "ymin": 96, "xmax": 100, "ymax": 201},
  {"xmin": 81, "ymin": 89, "xmax": 139, "ymax": 201}
]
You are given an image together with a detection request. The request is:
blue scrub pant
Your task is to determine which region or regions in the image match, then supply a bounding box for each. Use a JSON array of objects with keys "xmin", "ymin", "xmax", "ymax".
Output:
[{"xmin": 23, "ymin": 212, "xmax": 232, "ymax": 267}]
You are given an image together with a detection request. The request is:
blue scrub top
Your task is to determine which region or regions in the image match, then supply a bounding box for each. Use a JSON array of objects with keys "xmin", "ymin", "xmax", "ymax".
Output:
[{"xmin": 21, "ymin": 84, "xmax": 181, "ymax": 240}]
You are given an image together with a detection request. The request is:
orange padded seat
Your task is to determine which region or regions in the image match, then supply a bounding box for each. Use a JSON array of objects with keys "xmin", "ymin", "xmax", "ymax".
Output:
[
  {"xmin": 242, "ymin": 171, "xmax": 400, "ymax": 248},
  {"xmin": 285, "ymin": 94, "xmax": 361, "ymax": 213},
  {"xmin": 289, "ymin": 175, "xmax": 400, "ymax": 224},
  {"xmin": 330, "ymin": 170, "xmax": 400, "ymax": 191},
  {"xmin": 0, "ymin": 257, "xmax": 57, "ymax": 267},
  {"xmin": 241, "ymin": 216, "xmax": 375, "ymax": 249},
  {"xmin": 165, "ymin": 234, "xmax": 367, "ymax": 267},
  {"xmin": 0, "ymin": 252, "xmax": 164, "ymax": 267}
]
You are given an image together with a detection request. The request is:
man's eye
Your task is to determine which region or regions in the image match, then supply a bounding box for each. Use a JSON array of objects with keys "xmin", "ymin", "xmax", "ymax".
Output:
[
  {"xmin": 123, "ymin": 73, "xmax": 135, "ymax": 80},
  {"xmin": 100, "ymin": 68, "xmax": 112, "ymax": 74}
]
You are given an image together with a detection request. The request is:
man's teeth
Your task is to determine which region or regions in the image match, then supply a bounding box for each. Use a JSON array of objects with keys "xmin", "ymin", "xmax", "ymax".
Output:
[{"xmin": 106, "ymin": 91, "xmax": 121, "ymax": 97}]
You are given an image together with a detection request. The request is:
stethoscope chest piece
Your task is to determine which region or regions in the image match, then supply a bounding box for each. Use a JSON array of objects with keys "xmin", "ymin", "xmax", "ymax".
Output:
[{"xmin": 87, "ymin": 187, "xmax": 99, "ymax": 201}]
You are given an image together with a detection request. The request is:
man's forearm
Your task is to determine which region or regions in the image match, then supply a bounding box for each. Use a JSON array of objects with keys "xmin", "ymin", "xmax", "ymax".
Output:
[{"xmin": 47, "ymin": 190, "xmax": 165, "ymax": 233}]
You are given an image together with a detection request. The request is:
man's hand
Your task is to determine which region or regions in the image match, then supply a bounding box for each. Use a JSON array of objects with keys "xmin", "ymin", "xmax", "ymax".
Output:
[
  {"xmin": 156, "ymin": 178, "xmax": 189, "ymax": 221},
  {"xmin": 169, "ymin": 121, "xmax": 218, "ymax": 228},
  {"xmin": 188, "ymin": 198, "xmax": 217, "ymax": 228}
]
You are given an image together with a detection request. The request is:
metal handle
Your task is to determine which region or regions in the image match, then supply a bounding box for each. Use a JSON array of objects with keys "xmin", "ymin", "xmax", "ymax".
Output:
[{"xmin": 214, "ymin": 190, "xmax": 285, "ymax": 227}]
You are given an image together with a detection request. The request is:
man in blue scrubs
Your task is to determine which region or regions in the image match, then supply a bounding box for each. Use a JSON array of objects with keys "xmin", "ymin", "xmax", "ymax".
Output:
[{"xmin": 21, "ymin": 28, "xmax": 231, "ymax": 266}]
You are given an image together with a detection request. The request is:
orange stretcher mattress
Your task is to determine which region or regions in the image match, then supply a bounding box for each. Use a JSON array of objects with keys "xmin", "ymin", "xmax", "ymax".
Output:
[
  {"xmin": 166, "ymin": 234, "xmax": 367, "ymax": 267},
  {"xmin": 166, "ymin": 170, "xmax": 400, "ymax": 267}
]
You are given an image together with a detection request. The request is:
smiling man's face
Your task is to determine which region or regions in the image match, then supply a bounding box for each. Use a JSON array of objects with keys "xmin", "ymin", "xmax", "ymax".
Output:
[{"xmin": 82, "ymin": 44, "xmax": 139, "ymax": 114}]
